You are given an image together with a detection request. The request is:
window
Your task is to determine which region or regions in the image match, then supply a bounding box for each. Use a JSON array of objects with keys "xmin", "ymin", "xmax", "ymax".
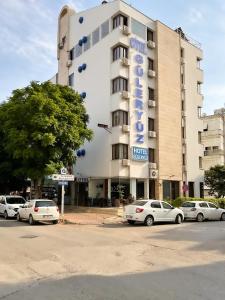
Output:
[
  {"xmin": 197, "ymin": 81, "xmax": 202, "ymax": 94},
  {"xmin": 147, "ymin": 28, "xmax": 154, "ymax": 41},
  {"xmin": 180, "ymin": 47, "xmax": 184, "ymax": 58},
  {"xmin": 199, "ymin": 202, "xmax": 208, "ymax": 208},
  {"xmin": 112, "ymin": 110, "xmax": 128, "ymax": 126},
  {"xmin": 199, "ymin": 157, "xmax": 203, "ymax": 169},
  {"xmin": 68, "ymin": 73, "xmax": 74, "ymax": 87},
  {"xmin": 113, "ymin": 14, "xmax": 128, "ymax": 29},
  {"xmin": 148, "ymin": 88, "xmax": 154, "ymax": 100},
  {"xmin": 162, "ymin": 202, "xmax": 173, "ymax": 209},
  {"xmin": 205, "ymin": 146, "xmax": 211, "ymax": 150},
  {"xmin": 131, "ymin": 18, "xmax": 146, "ymax": 40},
  {"xmin": 92, "ymin": 27, "xmax": 100, "ymax": 45},
  {"xmin": 181, "ymin": 73, "xmax": 184, "ymax": 84},
  {"xmin": 212, "ymin": 146, "xmax": 219, "ymax": 150},
  {"xmin": 112, "ymin": 77, "xmax": 128, "ymax": 93},
  {"xmin": 101, "ymin": 20, "xmax": 109, "ymax": 39},
  {"xmin": 112, "ymin": 144, "xmax": 128, "ymax": 160},
  {"xmin": 112, "ymin": 45, "xmax": 128, "ymax": 61},
  {"xmin": 69, "ymin": 48, "xmax": 74, "ymax": 60},
  {"xmin": 181, "ymin": 202, "xmax": 196, "ymax": 208},
  {"xmin": 148, "ymin": 58, "xmax": 154, "ymax": 70},
  {"xmin": 197, "ymin": 57, "xmax": 201, "ymax": 69},
  {"xmin": 208, "ymin": 202, "xmax": 217, "ymax": 209},
  {"xmin": 149, "ymin": 148, "xmax": 155, "ymax": 163},
  {"xmin": 84, "ymin": 35, "xmax": 91, "ymax": 51},
  {"xmin": 188, "ymin": 182, "xmax": 194, "ymax": 197},
  {"xmin": 182, "ymin": 154, "xmax": 186, "ymax": 166},
  {"xmin": 198, "ymin": 106, "xmax": 202, "ymax": 118},
  {"xmin": 75, "ymin": 44, "xmax": 82, "ymax": 57},
  {"xmin": 182, "ymin": 100, "xmax": 185, "ymax": 111},
  {"xmin": 198, "ymin": 131, "xmax": 202, "ymax": 143},
  {"xmin": 151, "ymin": 201, "xmax": 161, "ymax": 209},
  {"xmin": 182, "ymin": 127, "xmax": 185, "ymax": 139},
  {"xmin": 148, "ymin": 118, "xmax": 155, "ymax": 131}
]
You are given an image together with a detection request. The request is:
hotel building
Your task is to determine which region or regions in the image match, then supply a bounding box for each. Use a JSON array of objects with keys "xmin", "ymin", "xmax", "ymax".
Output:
[{"xmin": 55, "ymin": 0, "xmax": 204, "ymax": 204}]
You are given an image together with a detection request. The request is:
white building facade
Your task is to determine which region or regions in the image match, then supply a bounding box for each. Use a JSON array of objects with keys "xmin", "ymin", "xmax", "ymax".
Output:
[{"xmin": 56, "ymin": 0, "xmax": 204, "ymax": 205}]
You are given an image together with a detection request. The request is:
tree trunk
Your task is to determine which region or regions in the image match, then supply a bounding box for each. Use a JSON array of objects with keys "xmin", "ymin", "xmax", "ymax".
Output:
[{"xmin": 32, "ymin": 178, "xmax": 43, "ymax": 199}]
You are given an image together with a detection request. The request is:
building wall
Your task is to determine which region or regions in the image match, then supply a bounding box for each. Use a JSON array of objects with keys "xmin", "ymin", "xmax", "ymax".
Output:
[
  {"xmin": 181, "ymin": 39, "xmax": 204, "ymax": 196},
  {"xmin": 155, "ymin": 22, "xmax": 182, "ymax": 199}
]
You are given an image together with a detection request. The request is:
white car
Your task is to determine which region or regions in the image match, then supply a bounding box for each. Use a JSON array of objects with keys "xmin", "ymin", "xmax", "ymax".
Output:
[
  {"xmin": 180, "ymin": 201, "xmax": 225, "ymax": 222},
  {"xmin": 17, "ymin": 199, "xmax": 59, "ymax": 225},
  {"xmin": 124, "ymin": 199, "xmax": 184, "ymax": 226},
  {"xmin": 0, "ymin": 195, "xmax": 26, "ymax": 219}
]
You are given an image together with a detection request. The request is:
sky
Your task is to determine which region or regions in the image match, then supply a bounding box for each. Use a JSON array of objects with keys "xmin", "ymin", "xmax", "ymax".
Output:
[{"xmin": 0, "ymin": 0, "xmax": 225, "ymax": 115}]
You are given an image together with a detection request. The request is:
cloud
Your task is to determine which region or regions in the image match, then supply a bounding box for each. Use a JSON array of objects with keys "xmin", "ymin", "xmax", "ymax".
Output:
[
  {"xmin": 188, "ymin": 8, "xmax": 204, "ymax": 23},
  {"xmin": 0, "ymin": 0, "xmax": 56, "ymax": 66}
]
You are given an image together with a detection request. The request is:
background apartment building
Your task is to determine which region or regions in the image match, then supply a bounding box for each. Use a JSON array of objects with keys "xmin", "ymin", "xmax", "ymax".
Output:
[
  {"xmin": 202, "ymin": 108, "xmax": 225, "ymax": 170},
  {"xmin": 56, "ymin": 0, "xmax": 204, "ymax": 205}
]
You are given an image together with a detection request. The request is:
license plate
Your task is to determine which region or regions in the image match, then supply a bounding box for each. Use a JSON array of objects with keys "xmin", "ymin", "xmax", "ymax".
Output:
[
  {"xmin": 43, "ymin": 215, "xmax": 52, "ymax": 218},
  {"xmin": 126, "ymin": 215, "xmax": 133, "ymax": 219}
]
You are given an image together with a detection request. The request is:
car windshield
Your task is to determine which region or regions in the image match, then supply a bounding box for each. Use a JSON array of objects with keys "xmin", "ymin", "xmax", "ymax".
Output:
[
  {"xmin": 131, "ymin": 201, "xmax": 148, "ymax": 206},
  {"xmin": 6, "ymin": 197, "xmax": 25, "ymax": 204},
  {"xmin": 181, "ymin": 202, "xmax": 196, "ymax": 208},
  {"xmin": 35, "ymin": 201, "xmax": 56, "ymax": 207}
]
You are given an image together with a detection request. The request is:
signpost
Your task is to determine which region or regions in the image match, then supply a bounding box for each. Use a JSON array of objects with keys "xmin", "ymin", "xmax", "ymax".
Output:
[{"xmin": 52, "ymin": 172, "xmax": 74, "ymax": 222}]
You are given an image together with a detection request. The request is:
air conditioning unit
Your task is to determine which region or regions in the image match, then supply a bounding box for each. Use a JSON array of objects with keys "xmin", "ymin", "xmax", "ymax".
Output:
[
  {"xmin": 147, "ymin": 40, "xmax": 156, "ymax": 49},
  {"xmin": 121, "ymin": 91, "xmax": 130, "ymax": 100},
  {"xmin": 66, "ymin": 60, "xmax": 72, "ymax": 67},
  {"xmin": 148, "ymin": 70, "xmax": 156, "ymax": 78},
  {"xmin": 121, "ymin": 57, "xmax": 130, "ymax": 67},
  {"xmin": 181, "ymin": 83, "xmax": 186, "ymax": 90},
  {"xmin": 181, "ymin": 57, "xmax": 185, "ymax": 64},
  {"xmin": 149, "ymin": 162, "xmax": 157, "ymax": 169},
  {"xmin": 122, "ymin": 25, "xmax": 131, "ymax": 36},
  {"xmin": 122, "ymin": 159, "xmax": 130, "ymax": 166},
  {"xmin": 148, "ymin": 131, "xmax": 157, "ymax": 138},
  {"xmin": 122, "ymin": 125, "xmax": 130, "ymax": 133},
  {"xmin": 149, "ymin": 169, "xmax": 158, "ymax": 179},
  {"xmin": 148, "ymin": 100, "xmax": 156, "ymax": 108}
]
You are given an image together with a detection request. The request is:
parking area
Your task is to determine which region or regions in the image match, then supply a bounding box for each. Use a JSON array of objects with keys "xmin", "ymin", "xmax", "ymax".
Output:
[{"xmin": 0, "ymin": 217, "xmax": 225, "ymax": 299}]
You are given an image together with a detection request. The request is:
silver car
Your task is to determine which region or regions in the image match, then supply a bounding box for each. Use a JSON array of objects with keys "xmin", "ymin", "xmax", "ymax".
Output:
[{"xmin": 180, "ymin": 201, "xmax": 225, "ymax": 222}]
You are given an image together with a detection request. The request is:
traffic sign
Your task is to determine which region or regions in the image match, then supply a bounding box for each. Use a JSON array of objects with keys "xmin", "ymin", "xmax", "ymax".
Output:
[
  {"xmin": 60, "ymin": 167, "xmax": 67, "ymax": 175},
  {"xmin": 58, "ymin": 181, "xmax": 68, "ymax": 186},
  {"xmin": 52, "ymin": 174, "xmax": 75, "ymax": 181}
]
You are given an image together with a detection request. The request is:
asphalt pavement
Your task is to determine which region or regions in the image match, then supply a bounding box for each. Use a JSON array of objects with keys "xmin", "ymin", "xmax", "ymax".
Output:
[{"xmin": 0, "ymin": 217, "xmax": 225, "ymax": 300}]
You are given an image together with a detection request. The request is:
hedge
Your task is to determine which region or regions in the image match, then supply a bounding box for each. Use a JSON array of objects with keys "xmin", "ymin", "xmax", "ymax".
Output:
[{"xmin": 167, "ymin": 197, "xmax": 225, "ymax": 209}]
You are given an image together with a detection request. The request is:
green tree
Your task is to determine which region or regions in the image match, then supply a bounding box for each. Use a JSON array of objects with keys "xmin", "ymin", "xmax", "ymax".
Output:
[
  {"xmin": 0, "ymin": 81, "xmax": 93, "ymax": 196},
  {"xmin": 205, "ymin": 165, "xmax": 225, "ymax": 198}
]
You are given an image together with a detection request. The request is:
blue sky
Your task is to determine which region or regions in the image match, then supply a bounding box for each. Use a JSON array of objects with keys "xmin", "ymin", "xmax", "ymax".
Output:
[{"xmin": 0, "ymin": 0, "xmax": 225, "ymax": 114}]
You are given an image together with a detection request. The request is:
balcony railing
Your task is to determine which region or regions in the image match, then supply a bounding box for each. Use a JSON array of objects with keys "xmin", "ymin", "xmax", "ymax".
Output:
[
  {"xmin": 204, "ymin": 149, "xmax": 224, "ymax": 156},
  {"xmin": 201, "ymin": 129, "xmax": 223, "ymax": 137}
]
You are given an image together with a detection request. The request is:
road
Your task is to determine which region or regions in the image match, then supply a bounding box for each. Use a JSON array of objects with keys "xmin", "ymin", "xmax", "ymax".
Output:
[{"xmin": 0, "ymin": 217, "xmax": 225, "ymax": 300}]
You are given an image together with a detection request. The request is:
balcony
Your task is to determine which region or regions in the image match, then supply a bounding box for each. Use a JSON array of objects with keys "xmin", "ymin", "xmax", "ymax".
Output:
[
  {"xmin": 201, "ymin": 129, "xmax": 223, "ymax": 138},
  {"xmin": 204, "ymin": 149, "xmax": 224, "ymax": 156}
]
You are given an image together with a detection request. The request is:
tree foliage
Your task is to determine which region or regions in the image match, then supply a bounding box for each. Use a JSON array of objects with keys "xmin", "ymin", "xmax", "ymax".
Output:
[
  {"xmin": 205, "ymin": 165, "xmax": 225, "ymax": 198},
  {"xmin": 0, "ymin": 81, "xmax": 92, "ymax": 190}
]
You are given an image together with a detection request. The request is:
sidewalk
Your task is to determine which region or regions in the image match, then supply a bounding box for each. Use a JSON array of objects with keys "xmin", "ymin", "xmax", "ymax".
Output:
[{"xmin": 60, "ymin": 206, "xmax": 124, "ymax": 225}]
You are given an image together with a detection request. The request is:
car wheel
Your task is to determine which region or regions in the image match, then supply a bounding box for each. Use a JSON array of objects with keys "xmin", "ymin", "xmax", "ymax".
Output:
[
  {"xmin": 52, "ymin": 220, "xmax": 58, "ymax": 225},
  {"xmin": 127, "ymin": 220, "xmax": 135, "ymax": 225},
  {"xmin": 17, "ymin": 213, "xmax": 21, "ymax": 222},
  {"xmin": 144, "ymin": 215, "xmax": 154, "ymax": 227},
  {"xmin": 196, "ymin": 213, "xmax": 204, "ymax": 222},
  {"xmin": 29, "ymin": 215, "xmax": 35, "ymax": 225},
  {"xmin": 4, "ymin": 211, "xmax": 8, "ymax": 220},
  {"xmin": 220, "ymin": 213, "xmax": 225, "ymax": 221},
  {"xmin": 175, "ymin": 214, "xmax": 182, "ymax": 224}
]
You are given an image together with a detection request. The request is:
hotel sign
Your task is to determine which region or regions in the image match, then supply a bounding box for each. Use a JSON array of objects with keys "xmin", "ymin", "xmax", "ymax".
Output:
[
  {"xmin": 130, "ymin": 37, "xmax": 147, "ymax": 144},
  {"xmin": 132, "ymin": 147, "xmax": 148, "ymax": 161}
]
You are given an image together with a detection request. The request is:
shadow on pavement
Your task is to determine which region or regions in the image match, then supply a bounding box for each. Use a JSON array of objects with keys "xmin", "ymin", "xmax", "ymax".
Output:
[{"xmin": 1, "ymin": 261, "xmax": 225, "ymax": 300}]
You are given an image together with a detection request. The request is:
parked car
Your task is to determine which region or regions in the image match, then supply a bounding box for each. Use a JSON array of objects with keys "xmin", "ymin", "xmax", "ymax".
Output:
[
  {"xmin": 17, "ymin": 199, "xmax": 59, "ymax": 225},
  {"xmin": 41, "ymin": 186, "xmax": 58, "ymax": 200},
  {"xmin": 0, "ymin": 195, "xmax": 26, "ymax": 219},
  {"xmin": 124, "ymin": 199, "xmax": 184, "ymax": 226},
  {"xmin": 180, "ymin": 201, "xmax": 225, "ymax": 222}
]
